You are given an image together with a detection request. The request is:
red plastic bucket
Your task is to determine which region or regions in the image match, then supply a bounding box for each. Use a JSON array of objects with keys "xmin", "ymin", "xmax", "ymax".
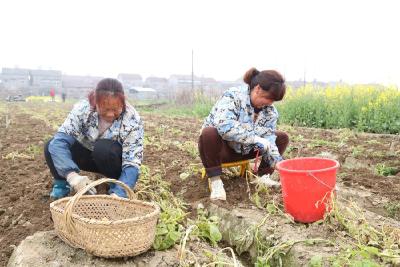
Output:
[{"xmin": 276, "ymin": 157, "xmax": 339, "ymax": 223}]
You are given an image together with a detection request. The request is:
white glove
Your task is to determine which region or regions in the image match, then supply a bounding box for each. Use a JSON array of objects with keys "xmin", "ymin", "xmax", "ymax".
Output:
[
  {"xmin": 110, "ymin": 193, "xmax": 120, "ymax": 198},
  {"xmin": 254, "ymin": 136, "xmax": 271, "ymax": 153},
  {"xmin": 250, "ymin": 174, "xmax": 281, "ymax": 188},
  {"xmin": 66, "ymin": 172, "xmax": 97, "ymax": 195}
]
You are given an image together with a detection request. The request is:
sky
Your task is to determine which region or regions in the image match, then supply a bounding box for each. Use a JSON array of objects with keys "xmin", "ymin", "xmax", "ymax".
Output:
[{"xmin": 0, "ymin": 0, "xmax": 399, "ymax": 85}]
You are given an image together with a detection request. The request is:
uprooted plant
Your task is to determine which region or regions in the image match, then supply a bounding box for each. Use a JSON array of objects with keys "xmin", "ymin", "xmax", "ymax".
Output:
[
  {"xmin": 231, "ymin": 177, "xmax": 400, "ymax": 266},
  {"xmin": 178, "ymin": 212, "xmax": 238, "ymax": 267},
  {"xmin": 324, "ymin": 196, "xmax": 400, "ymax": 266}
]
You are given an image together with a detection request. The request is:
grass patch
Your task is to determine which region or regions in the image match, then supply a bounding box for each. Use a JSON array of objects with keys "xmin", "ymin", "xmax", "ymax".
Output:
[
  {"xmin": 384, "ymin": 201, "xmax": 400, "ymax": 219},
  {"xmin": 141, "ymin": 102, "xmax": 213, "ymax": 118},
  {"xmin": 375, "ymin": 163, "xmax": 398, "ymax": 176},
  {"xmin": 307, "ymin": 139, "xmax": 338, "ymax": 148}
]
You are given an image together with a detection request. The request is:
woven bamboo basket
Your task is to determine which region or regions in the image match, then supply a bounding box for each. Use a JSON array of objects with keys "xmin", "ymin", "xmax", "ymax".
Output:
[{"xmin": 50, "ymin": 178, "xmax": 160, "ymax": 258}]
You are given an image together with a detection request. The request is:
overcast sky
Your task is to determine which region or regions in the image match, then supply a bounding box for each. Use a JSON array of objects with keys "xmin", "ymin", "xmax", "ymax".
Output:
[{"xmin": 1, "ymin": 0, "xmax": 399, "ymax": 85}]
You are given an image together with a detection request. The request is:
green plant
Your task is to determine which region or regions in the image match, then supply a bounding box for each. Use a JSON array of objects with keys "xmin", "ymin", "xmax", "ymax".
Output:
[
  {"xmin": 170, "ymin": 127, "xmax": 184, "ymax": 136},
  {"xmin": 255, "ymin": 238, "xmax": 331, "ymax": 267},
  {"xmin": 43, "ymin": 134, "xmax": 53, "ymax": 142},
  {"xmin": 177, "ymin": 141, "xmax": 198, "ymax": 159},
  {"xmin": 291, "ymin": 134, "xmax": 304, "ymax": 142},
  {"xmin": 277, "ymin": 85, "xmax": 400, "ymax": 134},
  {"xmin": 246, "ymin": 171, "xmax": 271, "ymax": 209},
  {"xmin": 384, "ymin": 201, "xmax": 400, "ymax": 219},
  {"xmin": 153, "ymin": 200, "xmax": 186, "ymax": 250},
  {"xmin": 375, "ymin": 163, "xmax": 398, "ymax": 176},
  {"xmin": 251, "ymin": 185, "xmax": 270, "ymax": 209},
  {"xmin": 366, "ymin": 139, "xmax": 380, "ymax": 145},
  {"xmin": 202, "ymin": 249, "xmax": 237, "ymax": 267},
  {"xmin": 325, "ymin": 196, "xmax": 400, "ymax": 266},
  {"xmin": 309, "ymin": 255, "xmax": 323, "ymax": 267},
  {"xmin": 307, "ymin": 139, "xmax": 338, "ymax": 148},
  {"xmin": 329, "ymin": 246, "xmax": 381, "ymax": 267},
  {"xmin": 235, "ymin": 209, "xmax": 329, "ymax": 266},
  {"xmin": 351, "ymin": 146, "xmax": 364, "ymax": 157},
  {"xmin": 143, "ymin": 135, "xmax": 163, "ymax": 150},
  {"xmin": 179, "ymin": 163, "xmax": 202, "ymax": 180},
  {"xmin": 284, "ymin": 145, "xmax": 300, "ymax": 158},
  {"xmin": 134, "ymin": 165, "xmax": 188, "ymax": 251},
  {"xmin": 25, "ymin": 144, "xmax": 41, "ymax": 157},
  {"xmin": 188, "ymin": 207, "xmax": 222, "ymax": 246},
  {"xmin": 155, "ymin": 124, "xmax": 168, "ymax": 136},
  {"xmin": 2, "ymin": 151, "xmax": 34, "ymax": 160},
  {"xmin": 371, "ymin": 151, "xmax": 387, "ymax": 159}
]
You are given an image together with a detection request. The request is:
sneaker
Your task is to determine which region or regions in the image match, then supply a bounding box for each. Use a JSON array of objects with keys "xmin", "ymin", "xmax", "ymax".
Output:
[
  {"xmin": 209, "ymin": 177, "xmax": 226, "ymax": 201},
  {"xmin": 50, "ymin": 179, "xmax": 71, "ymax": 200}
]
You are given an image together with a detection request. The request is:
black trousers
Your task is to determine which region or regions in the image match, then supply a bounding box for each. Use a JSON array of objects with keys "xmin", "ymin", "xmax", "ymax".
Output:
[{"xmin": 44, "ymin": 139, "xmax": 123, "ymax": 180}]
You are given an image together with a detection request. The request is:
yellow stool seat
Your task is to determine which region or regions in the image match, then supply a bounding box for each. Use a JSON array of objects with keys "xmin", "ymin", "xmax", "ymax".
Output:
[{"xmin": 201, "ymin": 159, "xmax": 250, "ymax": 179}]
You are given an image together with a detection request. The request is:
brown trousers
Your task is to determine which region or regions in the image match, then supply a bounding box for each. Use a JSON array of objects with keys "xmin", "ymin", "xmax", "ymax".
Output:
[{"xmin": 198, "ymin": 127, "xmax": 289, "ymax": 177}]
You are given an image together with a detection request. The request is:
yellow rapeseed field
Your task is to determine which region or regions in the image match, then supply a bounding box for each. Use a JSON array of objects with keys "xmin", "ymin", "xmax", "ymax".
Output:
[{"xmin": 277, "ymin": 85, "xmax": 400, "ymax": 134}]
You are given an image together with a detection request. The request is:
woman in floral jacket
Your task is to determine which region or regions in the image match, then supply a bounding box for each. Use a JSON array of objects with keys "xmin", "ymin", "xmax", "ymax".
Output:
[
  {"xmin": 44, "ymin": 78, "xmax": 144, "ymax": 199},
  {"xmin": 199, "ymin": 68, "xmax": 289, "ymax": 201}
]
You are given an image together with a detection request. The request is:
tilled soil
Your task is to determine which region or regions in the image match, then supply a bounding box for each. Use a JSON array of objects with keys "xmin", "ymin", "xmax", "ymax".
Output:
[
  {"xmin": 0, "ymin": 102, "xmax": 399, "ymax": 266},
  {"xmin": 143, "ymin": 114, "xmax": 400, "ymax": 215},
  {"xmin": 0, "ymin": 113, "xmax": 55, "ymax": 266}
]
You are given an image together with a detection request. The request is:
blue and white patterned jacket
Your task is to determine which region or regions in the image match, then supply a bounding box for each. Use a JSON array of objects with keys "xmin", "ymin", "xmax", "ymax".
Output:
[
  {"xmin": 58, "ymin": 99, "xmax": 143, "ymax": 169},
  {"xmin": 203, "ymin": 86, "xmax": 282, "ymax": 166}
]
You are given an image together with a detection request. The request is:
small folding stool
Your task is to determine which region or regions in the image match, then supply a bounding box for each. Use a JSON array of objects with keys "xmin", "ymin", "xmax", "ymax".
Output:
[{"xmin": 201, "ymin": 159, "xmax": 251, "ymax": 179}]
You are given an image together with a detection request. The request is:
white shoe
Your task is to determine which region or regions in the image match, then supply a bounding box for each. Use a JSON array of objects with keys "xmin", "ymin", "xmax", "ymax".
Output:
[
  {"xmin": 251, "ymin": 174, "xmax": 281, "ymax": 188},
  {"xmin": 209, "ymin": 177, "xmax": 226, "ymax": 201}
]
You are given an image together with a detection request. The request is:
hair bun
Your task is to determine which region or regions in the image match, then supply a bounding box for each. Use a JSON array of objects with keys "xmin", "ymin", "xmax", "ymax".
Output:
[{"xmin": 243, "ymin": 67, "xmax": 260, "ymax": 85}]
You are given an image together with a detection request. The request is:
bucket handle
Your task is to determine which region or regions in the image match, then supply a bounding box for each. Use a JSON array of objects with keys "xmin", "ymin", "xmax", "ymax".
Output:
[
  {"xmin": 307, "ymin": 172, "xmax": 335, "ymax": 191},
  {"xmin": 63, "ymin": 178, "xmax": 136, "ymax": 234}
]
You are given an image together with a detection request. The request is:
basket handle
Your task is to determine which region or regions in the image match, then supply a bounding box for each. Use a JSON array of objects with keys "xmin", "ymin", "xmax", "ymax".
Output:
[{"xmin": 63, "ymin": 178, "xmax": 136, "ymax": 234}]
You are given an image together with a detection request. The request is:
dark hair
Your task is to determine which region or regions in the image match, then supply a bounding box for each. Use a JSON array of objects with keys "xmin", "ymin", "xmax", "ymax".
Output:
[
  {"xmin": 243, "ymin": 67, "xmax": 286, "ymax": 101},
  {"xmin": 88, "ymin": 78, "xmax": 126, "ymax": 111}
]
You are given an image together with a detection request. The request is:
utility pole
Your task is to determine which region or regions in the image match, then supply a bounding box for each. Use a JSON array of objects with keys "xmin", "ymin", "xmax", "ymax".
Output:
[{"xmin": 191, "ymin": 49, "xmax": 194, "ymax": 90}]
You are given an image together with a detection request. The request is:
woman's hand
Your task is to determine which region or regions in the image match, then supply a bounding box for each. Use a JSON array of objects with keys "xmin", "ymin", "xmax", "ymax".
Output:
[
  {"xmin": 254, "ymin": 136, "xmax": 271, "ymax": 153},
  {"xmin": 108, "ymin": 166, "xmax": 139, "ymax": 198},
  {"xmin": 66, "ymin": 172, "xmax": 97, "ymax": 194}
]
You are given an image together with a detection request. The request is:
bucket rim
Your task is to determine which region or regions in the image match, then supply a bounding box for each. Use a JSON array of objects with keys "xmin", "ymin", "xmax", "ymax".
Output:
[{"xmin": 276, "ymin": 157, "xmax": 340, "ymax": 173}]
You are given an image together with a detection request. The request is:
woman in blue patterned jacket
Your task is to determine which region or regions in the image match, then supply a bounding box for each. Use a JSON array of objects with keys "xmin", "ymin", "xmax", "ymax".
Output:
[
  {"xmin": 44, "ymin": 78, "xmax": 144, "ymax": 199},
  {"xmin": 199, "ymin": 68, "xmax": 289, "ymax": 201}
]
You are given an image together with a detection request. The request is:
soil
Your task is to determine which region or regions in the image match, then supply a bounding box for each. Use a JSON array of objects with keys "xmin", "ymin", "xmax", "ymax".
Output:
[
  {"xmin": 0, "ymin": 112, "xmax": 55, "ymax": 266},
  {"xmin": 0, "ymin": 102, "xmax": 399, "ymax": 266},
  {"xmin": 143, "ymin": 114, "xmax": 400, "ymax": 216},
  {"xmin": 8, "ymin": 230, "xmax": 245, "ymax": 267}
]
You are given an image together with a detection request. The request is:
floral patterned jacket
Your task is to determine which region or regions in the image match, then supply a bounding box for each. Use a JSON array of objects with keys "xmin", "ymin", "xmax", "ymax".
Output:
[
  {"xmin": 58, "ymin": 99, "xmax": 144, "ymax": 169},
  {"xmin": 202, "ymin": 86, "xmax": 282, "ymax": 166}
]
